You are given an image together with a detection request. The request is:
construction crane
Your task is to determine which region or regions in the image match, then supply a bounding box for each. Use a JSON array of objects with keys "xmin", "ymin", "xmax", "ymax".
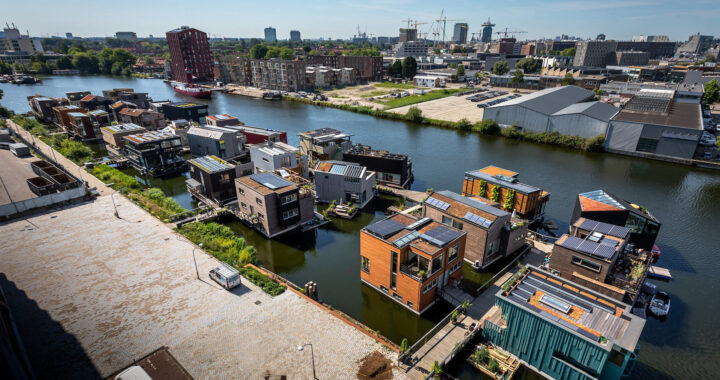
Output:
[
  {"xmin": 435, "ymin": 9, "xmax": 465, "ymax": 46},
  {"xmin": 495, "ymin": 28, "xmax": 528, "ymax": 39},
  {"xmin": 401, "ymin": 18, "xmax": 413, "ymax": 29}
]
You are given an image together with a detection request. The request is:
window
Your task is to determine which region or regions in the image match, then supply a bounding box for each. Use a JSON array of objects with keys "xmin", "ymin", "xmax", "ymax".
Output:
[
  {"xmin": 361, "ymin": 256, "xmax": 370, "ymax": 273},
  {"xmin": 452, "ymin": 220, "xmax": 463, "ymax": 230},
  {"xmin": 238, "ymin": 188, "xmax": 245, "ymax": 195},
  {"xmin": 486, "ymin": 239, "xmax": 500, "ymax": 257},
  {"xmin": 282, "ymin": 208, "xmax": 299, "ymax": 220},
  {"xmin": 379, "ymin": 284, "xmax": 389, "ymax": 293},
  {"xmin": 625, "ymin": 213, "xmax": 646, "ymax": 234},
  {"xmin": 392, "ymin": 292, "xmax": 403, "ymax": 302},
  {"xmin": 280, "ymin": 156, "xmax": 292, "ymax": 167},
  {"xmin": 448, "ymin": 244, "xmax": 459, "ymax": 263},
  {"xmin": 442, "ymin": 216, "xmax": 463, "ymax": 230},
  {"xmin": 636, "ymin": 138, "xmax": 658, "ymax": 153},
  {"xmin": 262, "ymin": 157, "xmax": 270, "ymax": 163},
  {"xmin": 423, "ymin": 278, "xmax": 437, "ymax": 294},
  {"xmin": 241, "ymin": 202, "xmax": 247, "ymax": 208},
  {"xmin": 281, "ymin": 193, "xmax": 298, "ymax": 204},
  {"xmin": 256, "ymin": 198, "xmax": 263, "ymax": 205},
  {"xmin": 571, "ymin": 256, "xmax": 601, "ymax": 272},
  {"xmin": 406, "ymin": 301, "xmax": 414, "ymax": 308},
  {"xmin": 442, "ymin": 215, "xmax": 452, "ymax": 226},
  {"xmin": 391, "ymin": 273, "xmax": 397, "ymax": 290},
  {"xmin": 431, "ymin": 254, "xmax": 443, "ymax": 275},
  {"xmin": 450, "ymin": 262, "xmax": 462, "ymax": 273}
]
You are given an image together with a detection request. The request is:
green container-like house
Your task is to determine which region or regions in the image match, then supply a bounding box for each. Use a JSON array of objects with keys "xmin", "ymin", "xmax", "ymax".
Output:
[{"xmin": 481, "ymin": 265, "xmax": 645, "ymax": 380}]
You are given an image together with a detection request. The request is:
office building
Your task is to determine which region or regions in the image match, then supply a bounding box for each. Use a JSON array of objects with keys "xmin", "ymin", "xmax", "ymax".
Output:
[
  {"xmin": 166, "ymin": 26, "xmax": 213, "ymax": 82},
  {"xmin": 481, "ymin": 265, "xmax": 644, "ymax": 380},
  {"xmin": 187, "ymin": 125, "xmax": 248, "ymax": 161},
  {"xmin": 394, "ymin": 41, "xmax": 428, "ymax": 57},
  {"xmin": 234, "ymin": 173, "xmax": 314, "ymax": 238},
  {"xmin": 343, "ymin": 144, "xmax": 413, "ymax": 188},
  {"xmin": 452, "ymin": 23, "xmax": 468, "ymax": 44},
  {"xmin": 123, "ymin": 131, "xmax": 185, "ymax": 176},
  {"xmin": 575, "ymin": 40, "xmax": 677, "ymax": 67},
  {"xmin": 264, "ymin": 27, "xmax": 277, "ymax": 43},
  {"xmin": 462, "ymin": 166, "xmax": 550, "ymax": 221},
  {"xmin": 481, "ymin": 19, "xmax": 495, "ymax": 43},
  {"xmin": 605, "ymin": 89, "xmax": 703, "ymax": 160},
  {"xmin": 313, "ymin": 161, "xmax": 376, "ymax": 208},
  {"xmin": 360, "ymin": 214, "xmax": 466, "ymax": 314},
  {"xmin": 186, "ymin": 155, "xmax": 244, "ymax": 206},
  {"xmin": 290, "ymin": 30, "xmax": 301, "ymax": 42},
  {"xmin": 399, "ymin": 28, "xmax": 417, "ymax": 43},
  {"xmin": 424, "ymin": 190, "xmax": 526, "ymax": 269}
]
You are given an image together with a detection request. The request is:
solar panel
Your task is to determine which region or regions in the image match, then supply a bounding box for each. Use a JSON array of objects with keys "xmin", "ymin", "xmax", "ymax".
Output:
[
  {"xmin": 463, "ymin": 212, "xmax": 493, "ymax": 228},
  {"xmin": 329, "ymin": 164, "xmax": 347, "ymax": 175},
  {"xmin": 425, "ymin": 196, "xmax": 450, "ymax": 211},
  {"xmin": 420, "ymin": 225, "xmax": 462, "ymax": 247},
  {"xmin": 249, "ymin": 172, "xmax": 294, "ymax": 190},
  {"xmin": 559, "ymin": 236, "xmax": 616, "ymax": 259},
  {"xmin": 405, "ymin": 217, "xmax": 432, "ymax": 230},
  {"xmin": 365, "ymin": 219, "xmax": 406, "ymax": 239},
  {"xmin": 578, "ymin": 219, "xmax": 630, "ymax": 238},
  {"xmin": 393, "ymin": 231, "xmax": 419, "ymax": 248}
]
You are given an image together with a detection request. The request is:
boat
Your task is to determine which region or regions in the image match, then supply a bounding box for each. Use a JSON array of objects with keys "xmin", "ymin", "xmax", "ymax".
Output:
[
  {"xmin": 648, "ymin": 291, "xmax": 670, "ymax": 317},
  {"xmin": 171, "ymin": 73, "xmax": 212, "ymax": 99},
  {"xmin": 651, "ymin": 244, "xmax": 661, "ymax": 261}
]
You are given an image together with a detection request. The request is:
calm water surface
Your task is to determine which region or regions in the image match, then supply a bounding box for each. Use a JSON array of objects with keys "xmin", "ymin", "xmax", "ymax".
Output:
[{"xmin": 3, "ymin": 76, "xmax": 720, "ymax": 379}]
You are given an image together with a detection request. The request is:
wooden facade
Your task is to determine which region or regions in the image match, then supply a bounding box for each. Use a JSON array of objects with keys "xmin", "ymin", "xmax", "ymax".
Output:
[{"xmin": 462, "ymin": 166, "xmax": 550, "ymax": 220}]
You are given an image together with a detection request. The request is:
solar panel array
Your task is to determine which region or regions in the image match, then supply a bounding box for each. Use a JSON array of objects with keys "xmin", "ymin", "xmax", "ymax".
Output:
[
  {"xmin": 365, "ymin": 219, "xmax": 406, "ymax": 239},
  {"xmin": 393, "ymin": 231, "xmax": 419, "ymax": 248},
  {"xmin": 463, "ymin": 212, "xmax": 493, "ymax": 228},
  {"xmin": 249, "ymin": 172, "xmax": 294, "ymax": 190},
  {"xmin": 559, "ymin": 235, "xmax": 616, "ymax": 259},
  {"xmin": 425, "ymin": 196, "xmax": 450, "ymax": 210},
  {"xmin": 405, "ymin": 217, "xmax": 432, "ymax": 230},
  {"xmin": 578, "ymin": 219, "xmax": 630, "ymax": 238},
  {"xmin": 329, "ymin": 164, "xmax": 347, "ymax": 175},
  {"xmin": 420, "ymin": 225, "xmax": 462, "ymax": 247}
]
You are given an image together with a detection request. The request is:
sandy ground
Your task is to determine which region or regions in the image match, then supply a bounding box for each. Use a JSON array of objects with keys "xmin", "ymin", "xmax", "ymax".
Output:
[{"xmin": 0, "ymin": 195, "xmax": 403, "ymax": 379}]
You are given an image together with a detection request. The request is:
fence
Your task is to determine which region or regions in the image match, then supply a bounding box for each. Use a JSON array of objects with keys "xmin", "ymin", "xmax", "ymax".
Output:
[
  {"xmin": 399, "ymin": 303, "xmax": 463, "ymax": 363},
  {"xmin": 474, "ymin": 245, "xmax": 531, "ymax": 295}
]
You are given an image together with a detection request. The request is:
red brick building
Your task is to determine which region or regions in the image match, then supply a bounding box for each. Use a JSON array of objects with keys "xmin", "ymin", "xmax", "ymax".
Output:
[
  {"xmin": 360, "ymin": 214, "xmax": 466, "ymax": 314},
  {"xmin": 166, "ymin": 26, "xmax": 213, "ymax": 82}
]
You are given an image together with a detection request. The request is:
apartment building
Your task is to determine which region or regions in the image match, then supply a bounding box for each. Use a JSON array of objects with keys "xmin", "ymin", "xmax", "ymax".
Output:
[
  {"xmin": 306, "ymin": 55, "xmax": 384, "ymax": 81},
  {"xmin": 305, "ymin": 66, "xmax": 357, "ymax": 88},
  {"xmin": 394, "ymin": 41, "xmax": 428, "ymax": 58},
  {"xmin": 314, "ymin": 161, "xmax": 376, "ymax": 208},
  {"xmin": 360, "ymin": 214, "xmax": 466, "ymax": 314},
  {"xmin": 462, "ymin": 166, "xmax": 550, "ymax": 221},
  {"xmin": 424, "ymin": 190, "xmax": 526, "ymax": 269},
  {"xmin": 186, "ymin": 125, "xmax": 247, "ymax": 161},
  {"xmin": 123, "ymin": 131, "xmax": 185, "ymax": 177},
  {"xmin": 481, "ymin": 266, "xmax": 644, "ymax": 380},
  {"xmin": 166, "ymin": 26, "xmax": 213, "ymax": 82},
  {"xmin": 298, "ymin": 128, "xmax": 352, "ymax": 162},
  {"xmin": 343, "ymin": 144, "xmax": 413, "ymax": 188},
  {"xmin": 234, "ymin": 173, "xmax": 314, "ymax": 238},
  {"xmin": 250, "ymin": 58, "xmax": 307, "ymax": 92}
]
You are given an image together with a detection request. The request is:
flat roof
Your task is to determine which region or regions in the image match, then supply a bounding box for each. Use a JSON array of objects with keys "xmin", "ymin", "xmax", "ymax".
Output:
[
  {"xmin": 236, "ymin": 173, "xmax": 296, "ymax": 195},
  {"xmin": 555, "ymin": 234, "xmax": 622, "ymax": 260},
  {"xmin": 101, "ymin": 123, "xmax": 146, "ymax": 134},
  {"xmin": 250, "ymin": 141, "xmax": 298, "ymax": 156},
  {"xmin": 315, "ymin": 160, "xmax": 366, "ymax": 178},
  {"xmin": 363, "ymin": 213, "xmax": 464, "ymax": 255},
  {"xmin": 428, "ymin": 190, "xmax": 509, "ymax": 227},
  {"xmin": 574, "ymin": 217, "xmax": 630, "ymax": 239},
  {"xmin": 207, "ymin": 114, "xmax": 238, "ymax": 121},
  {"xmin": 298, "ymin": 128, "xmax": 351, "ymax": 142},
  {"xmin": 613, "ymin": 101, "xmax": 702, "ymax": 130},
  {"xmin": 465, "ymin": 167, "xmax": 542, "ymax": 195},
  {"xmin": 501, "ymin": 267, "xmax": 644, "ymax": 352},
  {"xmin": 123, "ymin": 131, "xmax": 177, "ymax": 144},
  {"xmin": 345, "ymin": 144, "xmax": 410, "ymax": 161},
  {"xmin": 187, "ymin": 155, "xmax": 234, "ymax": 173}
]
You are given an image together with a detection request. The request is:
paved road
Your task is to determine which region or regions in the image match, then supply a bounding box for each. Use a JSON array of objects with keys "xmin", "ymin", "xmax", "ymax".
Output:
[{"xmin": 0, "ymin": 195, "xmax": 402, "ymax": 379}]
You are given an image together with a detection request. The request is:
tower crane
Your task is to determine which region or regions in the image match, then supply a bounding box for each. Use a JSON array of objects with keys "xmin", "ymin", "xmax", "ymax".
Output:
[
  {"xmin": 495, "ymin": 28, "xmax": 528, "ymax": 39},
  {"xmin": 435, "ymin": 9, "xmax": 465, "ymax": 46}
]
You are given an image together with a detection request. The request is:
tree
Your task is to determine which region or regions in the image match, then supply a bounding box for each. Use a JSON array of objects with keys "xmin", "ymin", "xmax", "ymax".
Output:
[
  {"xmin": 511, "ymin": 70, "xmax": 524, "ymax": 85},
  {"xmin": 55, "ymin": 56, "xmax": 73, "ymax": 70},
  {"xmin": 0, "ymin": 62, "xmax": 12, "ymax": 74},
  {"xmin": 515, "ymin": 57, "xmax": 539, "ymax": 73},
  {"xmin": 401, "ymin": 56, "xmax": 417, "ymax": 79},
  {"xmin": 704, "ymin": 79, "xmax": 720, "ymax": 104},
  {"xmin": 249, "ymin": 44, "xmax": 268, "ymax": 59},
  {"xmin": 560, "ymin": 47, "xmax": 576, "ymax": 56},
  {"xmin": 391, "ymin": 60, "xmax": 403, "ymax": 78},
  {"xmin": 561, "ymin": 73, "xmax": 576, "ymax": 86},
  {"xmin": 456, "ymin": 65, "xmax": 465, "ymax": 77},
  {"xmin": 492, "ymin": 61, "xmax": 509, "ymax": 75},
  {"xmin": 405, "ymin": 106, "xmax": 423, "ymax": 123},
  {"xmin": 279, "ymin": 47, "xmax": 294, "ymax": 60},
  {"xmin": 449, "ymin": 63, "xmax": 456, "ymax": 68},
  {"xmin": 264, "ymin": 46, "xmax": 280, "ymax": 59},
  {"xmin": 144, "ymin": 56, "xmax": 155, "ymax": 65}
]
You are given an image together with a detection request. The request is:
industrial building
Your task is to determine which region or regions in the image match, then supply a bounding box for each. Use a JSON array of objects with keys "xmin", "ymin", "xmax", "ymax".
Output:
[
  {"xmin": 549, "ymin": 101, "xmax": 620, "ymax": 139},
  {"xmin": 481, "ymin": 266, "xmax": 644, "ymax": 380},
  {"xmin": 482, "ymin": 86, "xmax": 596, "ymax": 133},
  {"xmin": 313, "ymin": 161, "xmax": 376, "ymax": 208},
  {"xmin": 605, "ymin": 89, "xmax": 703, "ymax": 160}
]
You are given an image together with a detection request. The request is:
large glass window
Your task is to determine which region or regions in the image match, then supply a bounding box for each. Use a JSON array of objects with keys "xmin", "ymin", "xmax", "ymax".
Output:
[
  {"xmin": 361, "ymin": 256, "xmax": 370, "ymax": 273},
  {"xmin": 448, "ymin": 244, "xmax": 459, "ymax": 263},
  {"xmin": 644, "ymin": 220, "xmax": 660, "ymax": 237},
  {"xmin": 636, "ymin": 138, "xmax": 658, "ymax": 153},
  {"xmin": 431, "ymin": 254, "xmax": 443, "ymax": 275},
  {"xmin": 625, "ymin": 213, "xmax": 646, "ymax": 233},
  {"xmin": 571, "ymin": 256, "xmax": 601, "ymax": 272}
]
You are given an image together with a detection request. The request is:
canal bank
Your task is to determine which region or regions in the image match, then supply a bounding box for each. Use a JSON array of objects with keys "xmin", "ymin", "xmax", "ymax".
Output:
[{"xmin": 3, "ymin": 75, "xmax": 720, "ymax": 379}]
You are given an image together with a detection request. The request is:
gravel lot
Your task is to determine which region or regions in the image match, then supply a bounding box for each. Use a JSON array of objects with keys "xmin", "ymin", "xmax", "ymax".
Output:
[{"xmin": 0, "ymin": 195, "xmax": 401, "ymax": 379}]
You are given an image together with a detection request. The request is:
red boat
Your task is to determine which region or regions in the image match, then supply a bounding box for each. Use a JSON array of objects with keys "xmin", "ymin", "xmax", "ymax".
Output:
[{"xmin": 171, "ymin": 73, "xmax": 212, "ymax": 99}]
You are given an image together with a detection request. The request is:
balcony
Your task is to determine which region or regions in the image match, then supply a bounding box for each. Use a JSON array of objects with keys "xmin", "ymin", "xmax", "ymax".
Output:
[{"xmin": 400, "ymin": 263, "xmax": 427, "ymax": 282}]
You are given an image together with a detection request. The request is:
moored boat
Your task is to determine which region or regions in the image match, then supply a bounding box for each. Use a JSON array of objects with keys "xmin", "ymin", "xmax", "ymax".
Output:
[
  {"xmin": 648, "ymin": 291, "xmax": 670, "ymax": 317},
  {"xmin": 170, "ymin": 73, "xmax": 212, "ymax": 99}
]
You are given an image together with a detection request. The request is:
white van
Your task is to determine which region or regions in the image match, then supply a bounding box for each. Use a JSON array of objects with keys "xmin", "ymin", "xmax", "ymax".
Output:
[{"xmin": 209, "ymin": 263, "xmax": 241, "ymax": 290}]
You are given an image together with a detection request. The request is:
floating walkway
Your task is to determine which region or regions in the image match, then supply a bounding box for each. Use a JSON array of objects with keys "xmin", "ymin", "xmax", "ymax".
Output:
[{"xmin": 648, "ymin": 266, "xmax": 672, "ymax": 280}]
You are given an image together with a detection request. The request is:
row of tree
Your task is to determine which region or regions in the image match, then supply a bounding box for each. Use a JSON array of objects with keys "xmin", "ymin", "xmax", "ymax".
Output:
[
  {"xmin": 0, "ymin": 48, "xmax": 137, "ymax": 75},
  {"xmin": 386, "ymin": 57, "xmax": 417, "ymax": 79}
]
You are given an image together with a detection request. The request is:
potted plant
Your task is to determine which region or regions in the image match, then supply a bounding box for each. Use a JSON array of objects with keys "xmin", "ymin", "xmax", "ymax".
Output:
[
  {"xmin": 450, "ymin": 310, "xmax": 459, "ymax": 324},
  {"xmin": 431, "ymin": 361, "xmax": 442, "ymax": 380},
  {"xmin": 460, "ymin": 300, "xmax": 472, "ymax": 314}
]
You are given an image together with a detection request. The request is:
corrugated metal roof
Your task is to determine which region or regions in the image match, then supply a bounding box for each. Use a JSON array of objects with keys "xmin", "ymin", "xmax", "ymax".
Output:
[
  {"xmin": 188, "ymin": 155, "xmax": 234, "ymax": 173},
  {"xmin": 103, "ymin": 123, "xmax": 145, "ymax": 134},
  {"xmin": 552, "ymin": 101, "xmax": 620, "ymax": 122},
  {"xmin": 487, "ymin": 85, "xmax": 594, "ymax": 115},
  {"xmin": 123, "ymin": 131, "xmax": 177, "ymax": 144}
]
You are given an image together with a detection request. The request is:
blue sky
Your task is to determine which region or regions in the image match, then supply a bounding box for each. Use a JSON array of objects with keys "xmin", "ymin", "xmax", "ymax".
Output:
[{"xmin": 3, "ymin": 0, "xmax": 718, "ymax": 41}]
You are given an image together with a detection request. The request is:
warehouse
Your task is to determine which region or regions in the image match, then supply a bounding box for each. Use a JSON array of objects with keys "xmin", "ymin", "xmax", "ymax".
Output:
[
  {"xmin": 605, "ymin": 89, "xmax": 703, "ymax": 159},
  {"xmin": 482, "ymin": 85, "xmax": 595, "ymax": 133},
  {"xmin": 548, "ymin": 101, "xmax": 620, "ymax": 139}
]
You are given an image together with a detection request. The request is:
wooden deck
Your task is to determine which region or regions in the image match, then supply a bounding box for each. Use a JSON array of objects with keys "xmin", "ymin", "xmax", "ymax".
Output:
[
  {"xmin": 648, "ymin": 266, "xmax": 672, "ymax": 280},
  {"xmin": 375, "ymin": 185, "xmax": 427, "ymax": 204}
]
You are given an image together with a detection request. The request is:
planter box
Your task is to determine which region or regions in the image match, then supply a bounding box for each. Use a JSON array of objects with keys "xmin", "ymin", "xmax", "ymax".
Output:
[{"xmin": 26, "ymin": 176, "xmax": 57, "ymax": 196}]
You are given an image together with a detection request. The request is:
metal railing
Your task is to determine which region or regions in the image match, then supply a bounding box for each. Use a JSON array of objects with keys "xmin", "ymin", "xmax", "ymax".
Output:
[
  {"xmin": 399, "ymin": 302, "xmax": 463, "ymax": 363},
  {"xmin": 474, "ymin": 244, "xmax": 531, "ymax": 295},
  {"xmin": 399, "ymin": 263, "xmax": 426, "ymax": 282}
]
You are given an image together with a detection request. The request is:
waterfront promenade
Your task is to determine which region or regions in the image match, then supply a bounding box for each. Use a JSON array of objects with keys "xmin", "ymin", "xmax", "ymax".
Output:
[{"xmin": 0, "ymin": 195, "xmax": 402, "ymax": 379}]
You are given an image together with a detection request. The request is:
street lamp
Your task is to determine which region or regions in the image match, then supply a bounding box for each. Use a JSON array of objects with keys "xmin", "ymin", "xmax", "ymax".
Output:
[
  {"xmin": 192, "ymin": 243, "xmax": 203, "ymax": 280},
  {"xmin": 297, "ymin": 343, "xmax": 317, "ymax": 380}
]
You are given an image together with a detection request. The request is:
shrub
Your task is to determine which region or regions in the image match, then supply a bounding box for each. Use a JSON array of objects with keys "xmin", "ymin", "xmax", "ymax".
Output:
[
  {"xmin": 431, "ymin": 361, "xmax": 442, "ymax": 379},
  {"xmin": 472, "ymin": 348, "xmax": 489, "ymax": 364},
  {"xmin": 501, "ymin": 126, "xmax": 523, "ymax": 139},
  {"xmin": 503, "ymin": 189, "xmax": 515, "ymax": 211},
  {"xmin": 477, "ymin": 180, "xmax": 487, "ymax": 198},
  {"xmin": 585, "ymin": 135, "xmax": 605, "ymax": 152},
  {"xmin": 49, "ymin": 134, "xmax": 94, "ymax": 163},
  {"xmin": 400, "ymin": 338, "xmax": 409, "ymax": 353},
  {"xmin": 405, "ymin": 106, "xmax": 424, "ymax": 123},
  {"xmin": 488, "ymin": 358, "xmax": 500, "ymax": 373},
  {"xmin": 238, "ymin": 266, "xmax": 285, "ymax": 296},
  {"xmin": 457, "ymin": 118, "xmax": 472, "ymax": 131},
  {"xmin": 474, "ymin": 119, "xmax": 501, "ymax": 135},
  {"xmin": 451, "ymin": 309, "xmax": 459, "ymax": 323},
  {"xmin": 180, "ymin": 222, "xmax": 258, "ymax": 268},
  {"xmin": 490, "ymin": 185, "xmax": 500, "ymax": 202},
  {"xmin": 93, "ymin": 164, "xmax": 140, "ymax": 192}
]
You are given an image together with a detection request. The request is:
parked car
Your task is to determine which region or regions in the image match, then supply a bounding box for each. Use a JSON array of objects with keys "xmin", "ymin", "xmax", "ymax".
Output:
[
  {"xmin": 209, "ymin": 262, "xmax": 242, "ymax": 290},
  {"xmin": 704, "ymin": 151, "xmax": 713, "ymax": 160}
]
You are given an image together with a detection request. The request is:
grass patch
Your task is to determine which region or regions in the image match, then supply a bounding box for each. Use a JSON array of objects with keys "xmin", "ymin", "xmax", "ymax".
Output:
[
  {"xmin": 374, "ymin": 82, "xmax": 416, "ymax": 89},
  {"xmin": 93, "ymin": 164, "xmax": 190, "ymax": 221},
  {"xmin": 366, "ymin": 90, "xmax": 390, "ymax": 97},
  {"xmin": 238, "ymin": 266, "xmax": 285, "ymax": 296},
  {"xmin": 375, "ymin": 88, "xmax": 465, "ymax": 109},
  {"xmin": 179, "ymin": 222, "xmax": 258, "ymax": 268}
]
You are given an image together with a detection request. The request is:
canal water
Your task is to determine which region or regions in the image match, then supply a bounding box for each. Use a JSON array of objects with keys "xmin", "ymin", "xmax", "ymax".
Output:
[{"xmin": 3, "ymin": 76, "xmax": 720, "ymax": 379}]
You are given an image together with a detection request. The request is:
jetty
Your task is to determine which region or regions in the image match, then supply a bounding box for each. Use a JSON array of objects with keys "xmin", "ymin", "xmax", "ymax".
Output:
[{"xmin": 648, "ymin": 266, "xmax": 672, "ymax": 280}]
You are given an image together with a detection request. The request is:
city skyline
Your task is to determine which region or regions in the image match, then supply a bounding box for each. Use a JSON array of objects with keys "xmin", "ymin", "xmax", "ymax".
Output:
[{"xmin": 3, "ymin": 0, "xmax": 719, "ymax": 41}]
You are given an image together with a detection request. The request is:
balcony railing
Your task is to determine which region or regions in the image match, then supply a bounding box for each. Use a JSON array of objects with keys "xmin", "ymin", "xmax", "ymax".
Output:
[{"xmin": 400, "ymin": 263, "xmax": 427, "ymax": 282}]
